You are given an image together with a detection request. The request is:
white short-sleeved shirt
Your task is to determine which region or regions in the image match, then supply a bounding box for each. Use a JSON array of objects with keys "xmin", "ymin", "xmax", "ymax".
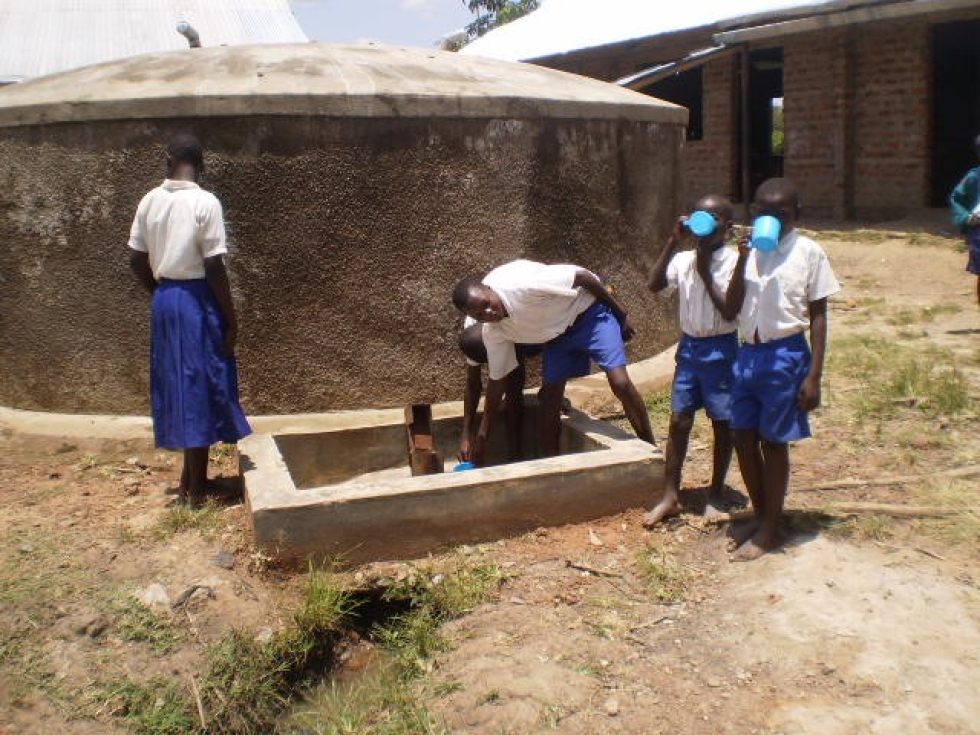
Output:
[
  {"xmin": 128, "ymin": 179, "xmax": 227, "ymax": 280},
  {"xmin": 481, "ymin": 260, "xmax": 596, "ymax": 380},
  {"xmin": 738, "ymin": 229, "xmax": 840, "ymax": 344},
  {"xmin": 665, "ymin": 247, "xmax": 739, "ymax": 338}
]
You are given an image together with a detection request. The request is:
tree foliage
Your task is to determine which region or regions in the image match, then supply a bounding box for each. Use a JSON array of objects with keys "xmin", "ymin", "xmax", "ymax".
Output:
[{"xmin": 463, "ymin": 0, "xmax": 540, "ymax": 42}]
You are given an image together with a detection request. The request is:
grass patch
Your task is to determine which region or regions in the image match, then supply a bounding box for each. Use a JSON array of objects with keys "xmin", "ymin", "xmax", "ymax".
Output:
[
  {"xmin": 828, "ymin": 335, "xmax": 972, "ymax": 420},
  {"xmin": 634, "ymin": 545, "xmax": 689, "ymax": 603},
  {"xmin": 153, "ymin": 499, "xmax": 226, "ymax": 540},
  {"xmin": 198, "ymin": 564, "xmax": 356, "ymax": 734},
  {"xmin": 287, "ymin": 663, "xmax": 447, "ymax": 734},
  {"xmin": 286, "ymin": 560, "xmax": 502, "ymax": 733},
  {"xmin": 644, "ymin": 389, "xmax": 672, "ymax": 429},
  {"xmin": 910, "ymin": 481, "xmax": 980, "ymax": 551},
  {"xmin": 92, "ymin": 678, "xmax": 195, "ymax": 735},
  {"xmin": 827, "ymin": 514, "xmax": 893, "ymax": 542},
  {"xmin": 115, "ymin": 597, "xmax": 183, "ymax": 654}
]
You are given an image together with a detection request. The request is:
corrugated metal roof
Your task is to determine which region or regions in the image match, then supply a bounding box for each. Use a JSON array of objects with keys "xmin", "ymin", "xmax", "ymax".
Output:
[
  {"xmin": 0, "ymin": 0, "xmax": 308, "ymax": 82},
  {"xmin": 459, "ymin": 0, "xmax": 922, "ymax": 62}
]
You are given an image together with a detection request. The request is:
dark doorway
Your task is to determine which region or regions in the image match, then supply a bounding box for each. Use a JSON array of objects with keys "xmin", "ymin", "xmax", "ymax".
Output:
[
  {"xmin": 641, "ymin": 67, "xmax": 704, "ymax": 140},
  {"xmin": 741, "ymin": 47, "xmax": 784, "ymax": 201},
  {"xmin": 932, "ymin": 19, "xmax": 980, "ymax": 206}
]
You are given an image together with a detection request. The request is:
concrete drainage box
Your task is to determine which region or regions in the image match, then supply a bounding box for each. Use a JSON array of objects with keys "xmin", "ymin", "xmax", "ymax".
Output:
[{"xmin": 241, "ymin": 404, "xmax": 662, "ymax": 565}]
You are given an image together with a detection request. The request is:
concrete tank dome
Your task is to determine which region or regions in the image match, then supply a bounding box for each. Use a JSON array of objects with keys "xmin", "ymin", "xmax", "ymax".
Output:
[{"xmin": 0, "ymin": 43, "xmax": 687, "ymax": 414}]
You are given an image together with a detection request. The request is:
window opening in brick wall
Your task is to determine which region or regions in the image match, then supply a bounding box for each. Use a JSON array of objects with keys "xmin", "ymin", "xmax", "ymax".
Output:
[
  {"xmin": 641, "ymin": 67, "xmax": 703, "ymax": 140},
  {"xmin": 932, "ymin": 19, "xmax": 980, "ymax": 206},
  {"xmin": 771, "ymin": 97, "xmax": 784, "ymax": 157}
]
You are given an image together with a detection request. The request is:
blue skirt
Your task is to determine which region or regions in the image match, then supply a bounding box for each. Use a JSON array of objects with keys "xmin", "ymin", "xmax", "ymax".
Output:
[{"xmin": 150, "ymin": 279, "xmax": 251, "ymax": 450}]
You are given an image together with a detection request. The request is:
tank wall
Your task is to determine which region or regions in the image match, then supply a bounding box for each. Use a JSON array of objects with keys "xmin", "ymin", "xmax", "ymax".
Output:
[{"xmin": 0, "ymin": 115, "xmax": 683, "ymax": 413}]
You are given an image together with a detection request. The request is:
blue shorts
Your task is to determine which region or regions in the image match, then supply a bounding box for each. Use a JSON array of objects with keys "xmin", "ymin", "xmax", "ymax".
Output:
[
  {"xmin": 671, "ymin": 332, "xmax": 738, "ymax": 421},
  {"xmin": 730, "ymin": 332, "xmax": 812, "ymax": 443},
  {"xmin": 967, "ymin": 228, "xmax": 980, "ymax": 275},
  {"xmin": 542, "ymin": 303, "xmax": 627, "ymax": 384}
]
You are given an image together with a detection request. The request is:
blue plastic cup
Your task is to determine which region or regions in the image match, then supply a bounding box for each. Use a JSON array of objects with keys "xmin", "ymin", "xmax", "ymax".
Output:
[
  {"xmin": 683, "ymin": 210, "xmax": 716, "ymax": 238},
  {"xmin": 751, "ymin": 215, "xmax": 781, "ymax": 252},
  {"xmin": 453, "ymin": 461, "xmax": 476, "ymax": 472}
]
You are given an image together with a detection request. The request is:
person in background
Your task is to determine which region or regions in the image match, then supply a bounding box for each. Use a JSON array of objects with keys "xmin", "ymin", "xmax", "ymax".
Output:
[{"xmin": 949, "ymin": 133, "xmax": 980, "ymax": 309}]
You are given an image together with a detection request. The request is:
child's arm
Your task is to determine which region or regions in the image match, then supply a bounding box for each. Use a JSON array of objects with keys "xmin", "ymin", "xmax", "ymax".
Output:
[
  {"xmin": 129, "ymin": 250, "xmax": 156, "ymax": 295},
  {"xmin": 648, "ymin": 216, "xmax": 685, "ymax": 293},
  {"xmin": 720, "ymin": 238, "xmax": 752, "ymax": 322},
  {"xmin": 471, "ymin": 375, "xmax": 508, "ymax": 466},
  {"xmin": 950, "ymin": 170, "xmax": 979, "ymax": 232},
  {"xmin": 573, "ymin": 269, "xmax": 636, "ymax": 341},
  {"xmin": 459, "ymin": 364, "xmax": 484, "ymax": 461},
  {"xmin": 798, "ymin": 297, "xmax": 828, "ymax": 412},
  {"xmin": 204, "ymin": 255, "xmax": 239, "ymax": 357}
]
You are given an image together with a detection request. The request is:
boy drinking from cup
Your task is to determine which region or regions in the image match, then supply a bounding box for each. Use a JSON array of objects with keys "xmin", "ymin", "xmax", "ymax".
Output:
[
  {"xmin": 724, "ymin": 178, "xmax": 840, "ymax": 561},
  {"xmin": 643, "ymin": 194, "xmax": 741, "ymax": 527}
]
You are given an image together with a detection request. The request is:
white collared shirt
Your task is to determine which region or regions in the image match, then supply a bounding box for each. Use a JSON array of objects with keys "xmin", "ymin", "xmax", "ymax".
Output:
[
  {"xmin": 738, "ymin": 229, "xmax": 840, "ymax": 343},
  {"xmin": 128, "ymin": 179, "xmax": 227, "ymax": 280},
  {"xmin": 666, "ymin": 247, "xmax": 739, "ymax": 338},
  {"xmin": 481, "ymin": 260, "xmax": 596, "ymax": 380}
]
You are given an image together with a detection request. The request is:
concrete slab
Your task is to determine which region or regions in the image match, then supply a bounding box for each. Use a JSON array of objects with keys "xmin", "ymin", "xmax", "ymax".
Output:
[{"xmin": 241, "ymin": 404, "xmax": 662, "ymax": 565}]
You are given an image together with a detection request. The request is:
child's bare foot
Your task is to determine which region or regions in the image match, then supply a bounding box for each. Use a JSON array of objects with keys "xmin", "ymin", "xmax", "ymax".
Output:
[
  {"xmin": 730, "ymin": 529, "xmax": 784, "ymax": 562},
  {"xmin": 704, "ymin": 487, "xmax": 729, "ymax": 520},
  {"xmin": 642, "ymin": 498, "xmax": 682, "ymax": 528},
  {"xmin": 727, "ymin": 518, "xmax": 760, "ymax": 550}
]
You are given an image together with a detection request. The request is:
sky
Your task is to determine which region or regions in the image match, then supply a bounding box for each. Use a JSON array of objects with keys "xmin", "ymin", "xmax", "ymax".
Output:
[{"xmin": 291, "ymin": 0, "xmax": 476, "ymax": 48}]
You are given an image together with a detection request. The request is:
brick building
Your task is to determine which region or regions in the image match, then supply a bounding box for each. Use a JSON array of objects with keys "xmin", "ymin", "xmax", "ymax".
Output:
[{"xmin": 463, "ymin": 0, "xmax": 980, "ymax": 219}]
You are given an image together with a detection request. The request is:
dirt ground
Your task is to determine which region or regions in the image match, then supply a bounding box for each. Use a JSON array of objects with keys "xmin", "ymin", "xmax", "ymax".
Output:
[{"xmin": 2, "ymin": 224, "xmax": 980, "ymax": 734}]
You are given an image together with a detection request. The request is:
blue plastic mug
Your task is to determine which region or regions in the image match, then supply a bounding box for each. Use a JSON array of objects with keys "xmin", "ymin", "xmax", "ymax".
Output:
[
  {"xmin": 453, "ymin": 461, "xmax": 476, "ymax": 472},
  {"xmin": 684, "ymin": 210, "xmax": 716, "ymax": 238},
  {"xmin": 751, "ymin": 215, "xmax": 781, "ymax": 252}
]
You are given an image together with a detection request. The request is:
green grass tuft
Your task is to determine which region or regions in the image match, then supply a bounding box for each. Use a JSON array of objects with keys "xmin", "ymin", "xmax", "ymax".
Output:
[
  {"xmin": 115, "ymin": 597, "xmax": 183, "ymax": 654},
  {"xmin": 199, "ymin": 564, "xmax": 356, "ymax": 734},
  {"xmin": 92, "ymin": 678, "xmax": 195, "ymax": 735},
  {"xmin": 634, "ymin": 545, "xmax": 689, "ymax": 603},
  {"xmin": 153, "ymin": 500, "xmax": 226, "ymax": 540}
]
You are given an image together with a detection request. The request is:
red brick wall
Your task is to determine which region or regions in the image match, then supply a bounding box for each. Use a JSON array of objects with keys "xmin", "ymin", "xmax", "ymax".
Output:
[
  {"xmin": 684, "ymin": 56, "xmax": 739, "ymax": 206},
  {"xmin": 851, "ymin": 19, "xmax": 930, "ymax": 217},
  {"xmin": 783, "ymin": 28, "xmax": 851, "ymax": 218}
]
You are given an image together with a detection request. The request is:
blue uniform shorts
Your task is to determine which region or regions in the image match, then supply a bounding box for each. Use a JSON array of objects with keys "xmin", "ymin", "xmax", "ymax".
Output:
[
  {"xmin": 967, "ymin": 228, "xmax": 980, "ymax": 275},
  {"xmin": 730, "ymin": 332, "xmax": 812, "ymax": 443},
  {"xmin": 671, "ymin": 332, "xmax": 738, "ymax": 421},
  {"xmin": 543, "ymin": 303, "xmax": 627, "ymax": 384}
]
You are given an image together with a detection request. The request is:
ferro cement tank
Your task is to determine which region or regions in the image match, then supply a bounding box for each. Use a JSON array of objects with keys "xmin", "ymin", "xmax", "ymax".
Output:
[{"xmin": 0, "ymin": 43, "xmax": 687, "ymax": 414}]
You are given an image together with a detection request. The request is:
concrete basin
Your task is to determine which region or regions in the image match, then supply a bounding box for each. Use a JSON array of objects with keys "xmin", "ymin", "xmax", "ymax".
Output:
[{"xmin": 241, "ymin": 403, "xmax": 662, "ymax": 564}]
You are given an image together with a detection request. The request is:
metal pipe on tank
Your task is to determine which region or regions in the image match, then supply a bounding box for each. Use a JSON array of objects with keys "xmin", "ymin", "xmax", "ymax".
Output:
[{"xmin": 176, "ymin": 21, "xmax": 201, "ymax": 48}]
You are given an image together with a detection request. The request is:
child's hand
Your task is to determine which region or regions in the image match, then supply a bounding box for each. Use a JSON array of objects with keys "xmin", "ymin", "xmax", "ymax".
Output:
[
  {"xmin": 670, "ymin": 216, "xmax": 687, "ymax": 244},
  {"xmin": 619, "ymin": 316, "xmax": 637, "ymax": 342},
  {"xmin": 458, "ymin": 435, "xmax": 472, "ymax": 462},
  {"xmin": 797, "ymin": 373, "xmax": 821, "ymax": 412}
]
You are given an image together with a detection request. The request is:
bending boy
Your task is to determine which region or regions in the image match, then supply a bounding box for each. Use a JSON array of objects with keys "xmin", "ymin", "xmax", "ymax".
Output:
[
  {"xmin": 725, "ymin": 178, "xmax": 840, "ymax": 561},
  {"xmin": 452, "ymin": 260, "xmax": 655, "ymax": 465},
  {"xmin": 643, "ymin": 195, "xmax": 740, "ymax": 527}
]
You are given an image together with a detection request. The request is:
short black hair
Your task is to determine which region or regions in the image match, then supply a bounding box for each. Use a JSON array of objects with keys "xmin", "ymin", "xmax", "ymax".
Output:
[
  {"xmin": 452, "ymin": 277, "xmax": 482, "ymax": 312},
  {"xmin": 694, "ymin": 194, "xmax": 734, "ymax": 222},
  {"xmin": 166, "ymin": 133, "xmax": 204, "ymax": 171},
  {"xmin": 755, "ymin": 177, "xmax": 802, "ymax": 209},
  {"xmin": 457, "ymin": 322, "xmax": 487, "ymax": 364}
]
